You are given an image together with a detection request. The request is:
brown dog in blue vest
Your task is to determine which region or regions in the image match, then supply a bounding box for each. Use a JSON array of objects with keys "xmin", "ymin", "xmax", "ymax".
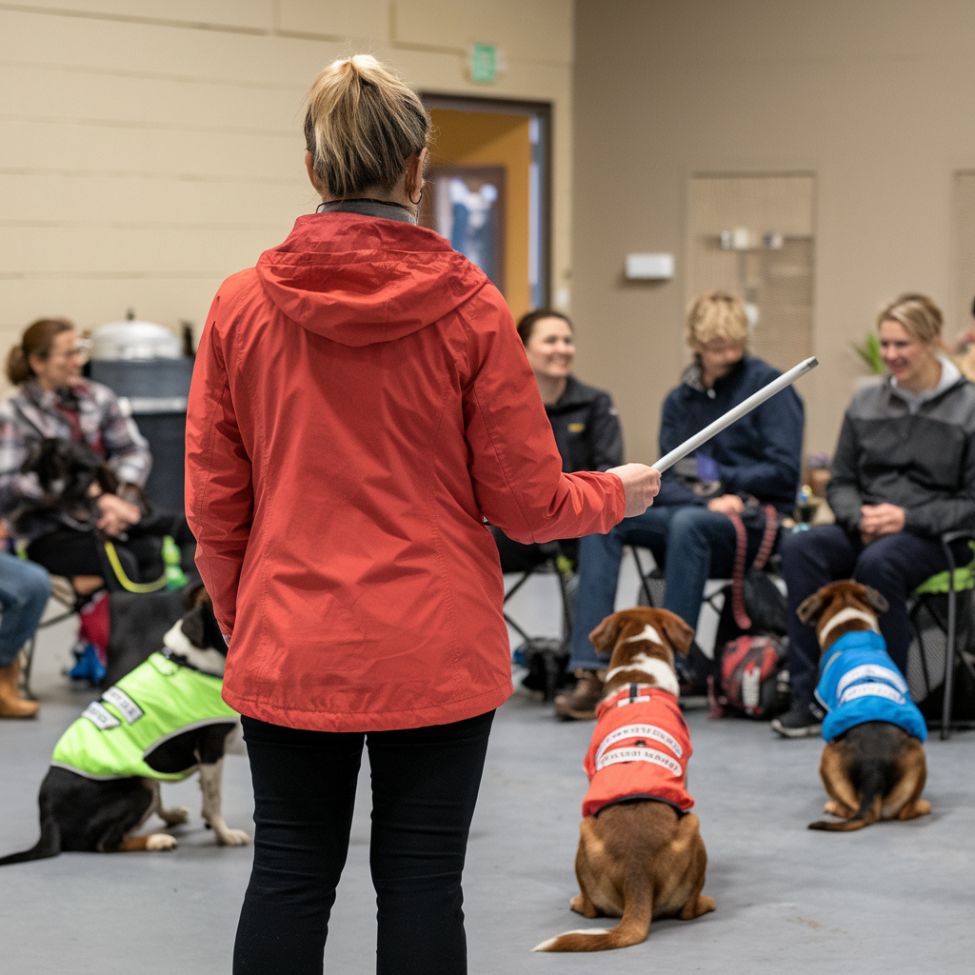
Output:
[{"xmin": 797, "ymin": 580, "xmax": 930, "ymax": 832}]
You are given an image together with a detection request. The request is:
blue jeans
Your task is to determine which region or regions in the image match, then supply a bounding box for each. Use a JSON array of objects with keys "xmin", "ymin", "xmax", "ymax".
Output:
[
  {"xmin": 570, "ymin": 505, "xmax": 747, "ymax": 670},
  {"xmin": 0, "ymin": 554, "xmax": 51, "ymax": 667},
  {"xmin": 779, "ymin": 525, "xmax": 962, "ymax": 711}
]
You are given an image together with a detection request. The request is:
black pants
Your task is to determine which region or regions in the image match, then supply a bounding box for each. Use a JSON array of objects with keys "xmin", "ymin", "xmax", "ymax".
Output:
[
  {"xmin": 780, "ymin": 525, "xmax": 969, "ymax": 708},
  {"xmin": 233, "ymin": 710, "xmax": 495, "ymax": 975}
]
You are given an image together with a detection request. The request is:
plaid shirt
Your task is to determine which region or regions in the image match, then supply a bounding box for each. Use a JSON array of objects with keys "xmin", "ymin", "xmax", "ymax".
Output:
[{"xmin": 0, "ymin": 379, "xmax": 151, "ymax": 538}]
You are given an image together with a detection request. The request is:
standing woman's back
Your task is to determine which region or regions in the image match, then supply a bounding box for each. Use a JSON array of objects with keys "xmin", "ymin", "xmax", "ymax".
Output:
[
  {"xmin": 188, "ymin": 213, "xmax": 622, "ymax": 731},
  {"xmin": 185, "ymin": 54, "xmax": 656, "ymax": 975}
]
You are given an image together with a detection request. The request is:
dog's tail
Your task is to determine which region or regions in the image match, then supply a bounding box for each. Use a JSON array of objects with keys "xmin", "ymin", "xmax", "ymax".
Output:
[
  {"xmin": 0, "ymin": 813, "xmax": 61, "ymax": 866},
  {"xmin": 532, "ymin": 867, "xmax": 653, "ymax": 952},
  {"xmin": 808, "ymin": 767, "xmax": 884, "ymax": 832}
]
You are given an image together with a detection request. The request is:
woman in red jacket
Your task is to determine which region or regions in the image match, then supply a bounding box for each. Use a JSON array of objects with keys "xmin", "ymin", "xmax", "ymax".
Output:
[{"xmin": 185, "ymin": 54, "xmax": 659, "ymax": 975}]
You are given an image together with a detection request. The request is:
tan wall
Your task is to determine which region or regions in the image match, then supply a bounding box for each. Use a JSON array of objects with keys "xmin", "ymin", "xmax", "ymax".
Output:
[
  {"xmin": 0, "ymin": 0, "xmax": 573, "ymax": 387},
  {"xmin": 572, "ymin": 0, "xmax": 975, "ymax": 465}
]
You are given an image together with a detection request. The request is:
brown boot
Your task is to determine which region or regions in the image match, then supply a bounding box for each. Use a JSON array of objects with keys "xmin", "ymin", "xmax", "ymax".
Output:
[
  {"xmin": 553, "ymin": 669, "xmax": 605, "ymax": 720},
  {"xmin": 0, "ymin": 659, "xmax": 39, "ymax": 720}
]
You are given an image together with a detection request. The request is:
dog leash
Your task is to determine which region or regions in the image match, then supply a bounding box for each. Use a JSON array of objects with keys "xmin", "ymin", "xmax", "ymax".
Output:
[
  {"xmin": 726, "ymin": 504, "xmax": 778, "ymax": 631},
  {"xmin": 101, "ymin": 539, "xmax": 169, "ymax": 594}
]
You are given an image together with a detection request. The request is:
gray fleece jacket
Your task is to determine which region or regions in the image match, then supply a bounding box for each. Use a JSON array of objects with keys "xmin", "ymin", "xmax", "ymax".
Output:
[{"xmin": 827, "ymin": 357, "xmax": 975, "ymax": 537}]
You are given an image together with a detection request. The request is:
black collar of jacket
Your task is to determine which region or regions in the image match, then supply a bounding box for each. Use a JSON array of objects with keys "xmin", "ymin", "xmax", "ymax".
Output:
[{"xmin": 546, "ymin": 375, "xmax": 602, "ymax": 414}]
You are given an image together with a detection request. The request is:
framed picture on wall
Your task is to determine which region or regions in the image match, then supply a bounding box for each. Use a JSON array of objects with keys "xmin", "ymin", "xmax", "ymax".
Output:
[{"xmin": 423, "ymin": 165, "xmax": 505, "ymax": 293}]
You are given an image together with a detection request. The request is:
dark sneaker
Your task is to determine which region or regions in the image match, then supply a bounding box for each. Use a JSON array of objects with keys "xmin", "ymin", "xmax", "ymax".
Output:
[
  {"xmin": 771, "ymin": 702, "xmax": 822, "ymax": 738},
  {"xmin": 553, "ymin": 669, "xmax": 604, "ymax": 720}
]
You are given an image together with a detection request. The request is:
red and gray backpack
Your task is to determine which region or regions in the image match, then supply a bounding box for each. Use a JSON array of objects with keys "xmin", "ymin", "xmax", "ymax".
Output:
[
  {"xmin": 710, "ymin": 635, "xmax": 789, "ymax": 719},
  {"xmin": 709, "ymin": 504, "xmax": 789, "ymax": 720}
]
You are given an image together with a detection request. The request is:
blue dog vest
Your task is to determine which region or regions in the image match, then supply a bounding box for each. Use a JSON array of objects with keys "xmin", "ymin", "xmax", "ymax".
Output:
[{"xmin": 815, "ymin": 630, "xmax": 927, "ymax": 743}]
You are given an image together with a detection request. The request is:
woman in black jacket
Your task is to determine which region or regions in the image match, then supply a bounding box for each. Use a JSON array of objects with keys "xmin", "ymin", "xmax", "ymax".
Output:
[
  {"xmin": 775, "ymin": 293, "xmax": 975, "ymax": 737},
  {"xmin": 493, "ymin": 309, "xmax": 623, "ymax": 572}
]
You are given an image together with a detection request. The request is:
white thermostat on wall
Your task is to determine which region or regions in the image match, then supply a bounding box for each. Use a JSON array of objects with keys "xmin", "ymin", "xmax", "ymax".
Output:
[{"xmin": 624, "ymin": 253, "xmax": 675, "ymax": 280}]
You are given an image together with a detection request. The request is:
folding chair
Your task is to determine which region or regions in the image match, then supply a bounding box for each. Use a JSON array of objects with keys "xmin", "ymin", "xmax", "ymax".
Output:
[
  {"xmin": 501, "ymin": 541, "xmax": 575, "ymax": 700},
  {"xmin": 503, "ymin": 542, "xmax": 573, "ymax": 643},
  {"xmin": 908, "ymin": 531, "xmax": 975, "ymax": 740}
]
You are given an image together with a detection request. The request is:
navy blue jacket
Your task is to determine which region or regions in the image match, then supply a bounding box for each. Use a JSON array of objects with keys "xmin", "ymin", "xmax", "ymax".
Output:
[{"xmin": 655, "ymin": 355, "xmax": 803, "ymax": 514}]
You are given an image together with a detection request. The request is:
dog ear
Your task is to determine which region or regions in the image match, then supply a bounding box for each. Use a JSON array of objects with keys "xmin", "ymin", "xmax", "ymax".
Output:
[
  {"xmin": 796, "ymin": 591, "xmax": 825, "ymax": 625},
  {"xmin": 862, "ymin": 585, "xmax": 889, "ymax": 615},
  {"xmin": 656, "ymin": 610, "xmax": 694, "ymax": 656},
  {"xmin": 182, "ymin": 581, "xmax": 208, "ymax": 611},
  {"xmin": 589, "ymin": 612, "xmax": 624, "ymax": 656},
  {"xmin": 180, "ymin": 605, "xmax": 206, "ymax": 648}
]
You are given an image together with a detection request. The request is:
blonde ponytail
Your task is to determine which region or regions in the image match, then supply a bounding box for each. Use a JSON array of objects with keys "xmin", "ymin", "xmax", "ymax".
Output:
[{"xmin": 303, "ymin": 55, "xmax": 429, "ymax": 197}]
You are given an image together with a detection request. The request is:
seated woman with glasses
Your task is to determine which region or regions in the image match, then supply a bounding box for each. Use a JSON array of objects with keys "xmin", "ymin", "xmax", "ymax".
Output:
[{"xmin": 0, "ymin": 317, "xmax": 159, "ymax": 587}]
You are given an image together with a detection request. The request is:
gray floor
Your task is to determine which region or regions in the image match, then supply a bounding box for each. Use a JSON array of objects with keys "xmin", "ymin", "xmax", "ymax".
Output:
[{"xmin": 2, "ymin": 560, "xmax": 974, "ymax": 974}]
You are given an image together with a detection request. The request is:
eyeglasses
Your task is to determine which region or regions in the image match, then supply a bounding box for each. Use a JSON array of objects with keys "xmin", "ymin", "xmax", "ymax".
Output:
[{"xmin": 50, "ymin": 340, "xmax": 92, "ymax": 364}]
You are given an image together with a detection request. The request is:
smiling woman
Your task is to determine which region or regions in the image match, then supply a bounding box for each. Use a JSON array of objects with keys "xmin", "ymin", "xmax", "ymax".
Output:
[
  {"xmin": 775, "ymin": 292, "xmax": 975, "ymax": 738},
  {"xmin": 490, "ymin": 308, "xmax": 624, "ymax": 575},
  {"xmin": 877, "ymin": 294, "xmax": 944, "ymax": 393}
]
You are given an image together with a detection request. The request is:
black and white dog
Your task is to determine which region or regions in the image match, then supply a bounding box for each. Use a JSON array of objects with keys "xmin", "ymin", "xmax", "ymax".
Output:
[{"xmin": 0, "ymin": 589, "xmax": 248, "ymax": 865}]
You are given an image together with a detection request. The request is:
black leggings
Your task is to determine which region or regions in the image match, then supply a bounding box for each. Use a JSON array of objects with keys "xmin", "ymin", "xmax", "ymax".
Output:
[{"xmin": 233, "ymin": 710, "xmax": 495, "ymax": 975}]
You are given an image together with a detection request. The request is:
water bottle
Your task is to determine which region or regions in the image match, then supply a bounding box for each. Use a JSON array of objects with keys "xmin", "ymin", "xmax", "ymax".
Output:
[{"xmin": 162, "ymin": 535, "xmax": 187, "ymax": 590}]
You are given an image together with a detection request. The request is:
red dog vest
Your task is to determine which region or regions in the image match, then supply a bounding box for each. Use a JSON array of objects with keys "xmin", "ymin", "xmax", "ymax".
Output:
[{"xmin": 582, "ymin": 684, "xmax": 693, "ymax": 818}]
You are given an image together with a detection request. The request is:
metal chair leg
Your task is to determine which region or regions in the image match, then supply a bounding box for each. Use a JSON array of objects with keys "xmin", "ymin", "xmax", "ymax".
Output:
[
  {"xmin": 19, "ymin": 636, "xmax": 38, "ymax": 701},
  {"xmin": 629, "ymin": 546, "xmax": 655, "ymax": 606},
  {"xmin": 941, "ymin": 537, "xmax": 959, "ymax": 741}
]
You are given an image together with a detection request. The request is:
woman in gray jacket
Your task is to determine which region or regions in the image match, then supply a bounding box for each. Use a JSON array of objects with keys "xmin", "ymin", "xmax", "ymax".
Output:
[{"xmin": 775, "ymin": 293, "xmax": 975, "ymax": 737}]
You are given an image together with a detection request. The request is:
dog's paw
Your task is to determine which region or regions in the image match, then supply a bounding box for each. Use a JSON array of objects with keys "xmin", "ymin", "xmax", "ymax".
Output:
[
  {"xmin": 569, "ymin": 894, "xmax": 598, "ymax": 918},
  {"xmin": 215, "ymin": 827, "xmax": 251, "ymax": 847},
  {"xmin": 159, "ymin": 806, "xmax": 190, "ymax": 826},
  {"xmin": 146, "ymin": 833, "xmax": 178, "ymax": 852},
  {"xmin": 823, "ymin": 800, "xmax": 852, "ymax": 818}
]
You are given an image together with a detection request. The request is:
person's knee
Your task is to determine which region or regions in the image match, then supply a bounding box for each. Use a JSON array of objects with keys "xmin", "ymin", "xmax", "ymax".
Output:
[
  {"xmin": 26, "ymin": 563, "xmax": 52, "ymax": 603},
  {"xmin": 854, "ymin": 543, "xmax": 906, "ymax": 593},
  {"xmin": 779, "ymin": 530, "xmax": 838, "ymax": 597},
  {"xmin": 778, "ymin": 527, "xmax": 816, "ymax": 570},
  {"xmin": 667, "ymin": 506, "xmax": 718, "ymax": 546},
  {"xmin": 5, "ymin": 563, "xmax": 51, "ymax": 611}
]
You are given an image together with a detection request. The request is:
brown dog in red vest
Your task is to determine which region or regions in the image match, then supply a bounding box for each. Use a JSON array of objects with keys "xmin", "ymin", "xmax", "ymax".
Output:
[{"xmin": 534, "ymin": 607, "xmax": 715, "ymax": 953}]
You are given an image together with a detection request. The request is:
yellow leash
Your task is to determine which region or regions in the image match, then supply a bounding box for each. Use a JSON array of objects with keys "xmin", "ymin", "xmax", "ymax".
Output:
[{"xmin": 101, "ymin": 539, "xmax": 168, "ymax": 594}]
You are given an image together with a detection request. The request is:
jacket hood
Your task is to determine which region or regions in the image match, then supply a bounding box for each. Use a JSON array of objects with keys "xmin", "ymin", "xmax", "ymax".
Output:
[{"xmin": 255, "ymin": 213, "xmax": 489, "ymax": 347}]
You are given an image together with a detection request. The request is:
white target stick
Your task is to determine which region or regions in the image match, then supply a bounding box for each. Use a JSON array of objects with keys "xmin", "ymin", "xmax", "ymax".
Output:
[{"xmin": 650, "ymin": 356, "xmax": 818, "ymax": 474}]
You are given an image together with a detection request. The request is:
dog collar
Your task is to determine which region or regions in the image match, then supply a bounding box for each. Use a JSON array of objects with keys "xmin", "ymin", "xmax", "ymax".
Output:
[
  {"xmin": 160, "ymin": 646, "xmax": 225, "ymax": 680},
  {"xmin": 597, "ymin": 682, "xmax": 678, "ymax": 717},
  {"xmin": 818, "ymin": 607, "xmax": 880, "ymax": 647},
  {"xmin": 819, "ymin": 630, "xmax": 888, "ymax": 678}
]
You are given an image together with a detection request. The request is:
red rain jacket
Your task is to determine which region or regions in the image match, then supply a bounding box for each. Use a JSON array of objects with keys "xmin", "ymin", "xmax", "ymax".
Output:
[
  {"xmin": 185, "ymin": 213, "xmax": 624, "ymax": 732},
  {"xmin": 582, "ymin": 685, "xmax": 693, "ymax": 817}
]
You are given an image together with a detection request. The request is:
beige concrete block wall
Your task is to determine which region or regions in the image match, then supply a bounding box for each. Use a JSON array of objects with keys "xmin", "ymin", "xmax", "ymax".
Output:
[
  {"xmin": 573, "ymin": 0, "xmax": 975, "ymax": 464},
  {"xmin": 0, "ymin": 0, "xmax": 574, "ymax": 388}
]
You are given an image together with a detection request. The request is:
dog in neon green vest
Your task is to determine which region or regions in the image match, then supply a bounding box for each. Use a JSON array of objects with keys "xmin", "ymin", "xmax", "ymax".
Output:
[{"xmin": 0, "ymin": 590, "xmax": 248, "ymax": 863}]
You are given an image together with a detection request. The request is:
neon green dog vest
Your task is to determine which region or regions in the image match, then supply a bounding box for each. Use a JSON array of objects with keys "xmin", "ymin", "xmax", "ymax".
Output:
[{"xmin": 52, "ymin": 652, "xmax": 238, "ymax": 781}]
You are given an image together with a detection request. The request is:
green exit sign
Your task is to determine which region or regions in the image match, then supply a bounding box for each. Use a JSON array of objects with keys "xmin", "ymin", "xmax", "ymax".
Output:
[{"xmin": 470, "ymin": 43, "xmax": 497, "ymax": 84}]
